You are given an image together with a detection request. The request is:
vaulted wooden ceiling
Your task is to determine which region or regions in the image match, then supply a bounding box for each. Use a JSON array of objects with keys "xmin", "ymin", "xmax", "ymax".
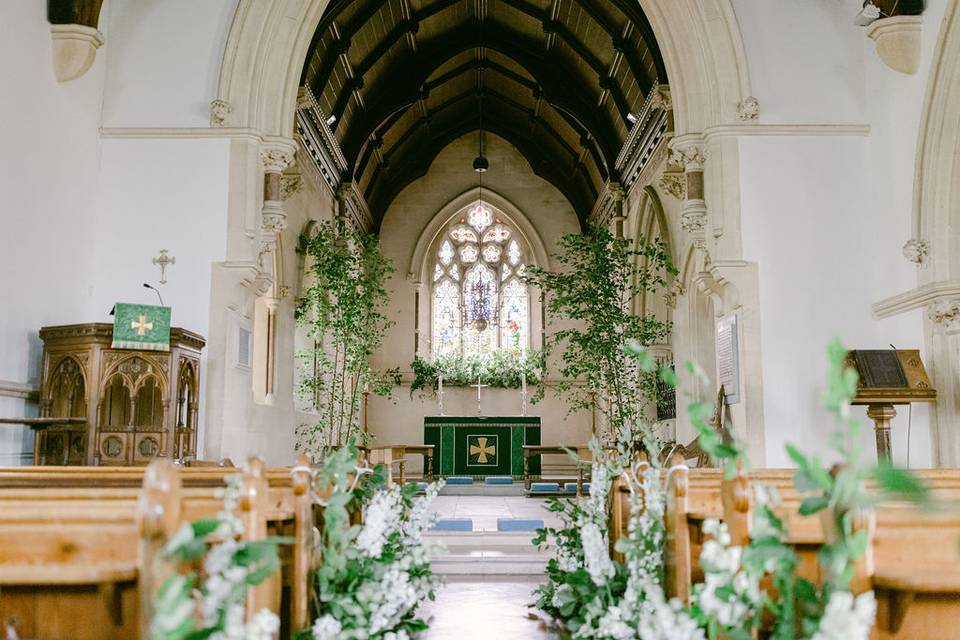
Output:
[{"xmin": 302, "ymin": 0, "xmax": 666, "ymax": 224}]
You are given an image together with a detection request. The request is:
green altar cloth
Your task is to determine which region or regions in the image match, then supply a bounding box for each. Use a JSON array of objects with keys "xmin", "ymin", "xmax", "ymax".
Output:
[{"xmin": 423, "ymin": 416, "xmax": 541, "ymax": 479}]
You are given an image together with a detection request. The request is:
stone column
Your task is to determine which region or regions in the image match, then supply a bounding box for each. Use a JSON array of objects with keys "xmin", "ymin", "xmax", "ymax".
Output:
[
  {"xmin": 670, "ymin": 139, "xmax": 708, "ymax": 245},
  {"xmin": 609, "ymin": 182, "xmax": 626, "ymax": 238},
  {"xmin": 927, "ymin": 298, "xmax": 960, "ymax": 465},
  {"xmin": 259, "ymin": 141, "xmax": 296, "ymax": 255}
]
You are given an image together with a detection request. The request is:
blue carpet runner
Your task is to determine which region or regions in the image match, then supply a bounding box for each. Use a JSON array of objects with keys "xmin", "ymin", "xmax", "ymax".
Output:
[
  {"xmin": 432, "ymin": 518, "xmax": 473, "ymax": 532},
  {"xmin": 497, "ymin": 518, "xmax": 544, "ymax": 532}
]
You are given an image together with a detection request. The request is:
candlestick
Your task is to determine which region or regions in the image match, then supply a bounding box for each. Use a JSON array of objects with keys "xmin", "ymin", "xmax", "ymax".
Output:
[
  {"xmin": 521, "ymin": 374, "xmax": 528, "ymax": 416},
  {"xmin": 437, "ymin": 372, "xmax": 444, "ymax": 416}
]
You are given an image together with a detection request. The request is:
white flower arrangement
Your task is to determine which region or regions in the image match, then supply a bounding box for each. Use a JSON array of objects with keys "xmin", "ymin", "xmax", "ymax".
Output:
[
  {"xmin": 811, "ymin": 590, "xmax": 877, "ymax": 640},
  {"xmin": 308, "ymin": 449, "xmax": 444, "ymax": 640}
]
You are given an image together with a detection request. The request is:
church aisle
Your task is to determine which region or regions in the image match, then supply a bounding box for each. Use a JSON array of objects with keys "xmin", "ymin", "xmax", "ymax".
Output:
[{"xmin": 419, "ymin": 576, "xmax": 559, "ymax": 640}]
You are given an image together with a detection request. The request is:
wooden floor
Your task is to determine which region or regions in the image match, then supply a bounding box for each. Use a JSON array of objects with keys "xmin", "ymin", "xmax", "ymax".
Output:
[{"xmin": 419, "ymin": 576, "xmax": 559, "ymax": 640}]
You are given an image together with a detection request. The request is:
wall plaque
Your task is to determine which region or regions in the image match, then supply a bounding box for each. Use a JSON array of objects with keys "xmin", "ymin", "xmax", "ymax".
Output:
[{"xmin": 716, "ymin": 314, "xmax": 740, "ymax": 405}]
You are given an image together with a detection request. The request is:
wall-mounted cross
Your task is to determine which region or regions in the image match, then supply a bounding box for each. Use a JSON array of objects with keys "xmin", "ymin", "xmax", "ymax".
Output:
[{"xmin": 152, "ymin": 249, "xmax": 176, "ymax": 285}]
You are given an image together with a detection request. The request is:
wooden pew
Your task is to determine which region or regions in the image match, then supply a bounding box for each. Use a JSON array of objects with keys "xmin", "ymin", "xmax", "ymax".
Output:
[
  {"xmin": 0, "ymin": 456, "xmax": 316, "ymax": 639},
  {"xmin": 663, "ymin": 466, "xmax": 960, "ymax": 639}
]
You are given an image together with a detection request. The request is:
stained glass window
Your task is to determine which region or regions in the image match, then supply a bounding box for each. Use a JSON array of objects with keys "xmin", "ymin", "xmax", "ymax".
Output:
[
  {"xmin": 450, "ymin": 225, "xmax": 478, "ymax": 243},
  {"xmin": 483, "ymin": 225, "xmax": 511, "ymax": 243},
  {"xmin": 439, "ymin": 240, "xmax": 455, "ymax": 265},
  {"xmin": 467, "ymin": 204, "xmax": 493, "ymax": 232},
  {"xmin": 500, "ymin": 278, "xmax": 528, "ymax": 354},
  {"xmin": 507, "ymin": 240, "xmax": 521, "ymax": 265},
  {"xmin": 482, "ymin": 244, "xmax": 502, "ymax": 262},
  {"xmin": 459, "ymin": 244, "xmax": 478, "ymax": 263},
  {"xmin": 432, "ymin": 279, "xmax": 460, "ymax": 356},
  {"xmin": 431, "ymin": 204, "xmax": 530, "ymax": 357}
]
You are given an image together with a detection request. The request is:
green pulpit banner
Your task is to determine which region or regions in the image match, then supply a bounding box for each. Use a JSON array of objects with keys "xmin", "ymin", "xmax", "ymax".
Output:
[
  {"xmin": 112, "ymin": 303, "xmax": 172, "ymax": 351},
  {"xmin": 424, "ymin": 416, "xmax": 541, "ymax": 479}
]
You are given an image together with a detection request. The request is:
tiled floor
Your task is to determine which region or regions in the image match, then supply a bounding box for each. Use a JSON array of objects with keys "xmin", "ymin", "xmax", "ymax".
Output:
[
  {"xmin": 419, "ymin": 576, "xmax": 560, "ymax": 640},
  {"xmin": 430, "ymin": 495, "xmax": 563, "ymax": 531}
]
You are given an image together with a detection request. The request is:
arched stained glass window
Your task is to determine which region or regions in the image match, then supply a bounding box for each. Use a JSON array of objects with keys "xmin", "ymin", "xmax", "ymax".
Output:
[{"xmin": 431, "ymin": 203, "xmax": 530, "ymax": 358}]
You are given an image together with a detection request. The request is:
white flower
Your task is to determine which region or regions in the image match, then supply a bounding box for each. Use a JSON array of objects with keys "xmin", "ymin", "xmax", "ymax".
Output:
[
  {"xmin": 595, "ymin": 604, "xmax": 634, "ymax": 640},
  {"xmin": 812, "ymin": 590, "xmax": 876, "ymax": 640},
  {"xmin": 245, "ymin": 609, "xmax": 280, "ymax": 640},
  {"xmin": 357, "ymin": 487, "xmax": 403, "ymax": 558},
  {"xmin": 581, "ymin": 522, "xmax": 615, "ymax": 586},
  {"xmin": 383, "ymin": 631, "xmax": 410, "ymax": 640},
  {"xmin": 311, "ymin": 614, "xmax": 343, "ymax": 640},
  {"xmin": 638, "ymin": 590, "xmax": 706, "ymax": 640}
]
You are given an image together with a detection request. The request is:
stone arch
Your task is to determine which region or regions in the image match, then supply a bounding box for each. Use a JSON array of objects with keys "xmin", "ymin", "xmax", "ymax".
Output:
[
  {"xmin": 633, "ymin": 185, "xmax": 676, "ymax": 318},
  {"xmin": 215, "ymin": 0, "xmax": 753, "ymax": 139}
]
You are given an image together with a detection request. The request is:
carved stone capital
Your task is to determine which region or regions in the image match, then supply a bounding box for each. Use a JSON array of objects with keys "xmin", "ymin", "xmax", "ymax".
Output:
[
  {"xmin": 737, "ymin": 96, "xmax": 760, "ymax": 121},
  {"xmin": 902, "ymin": 238, "xmax": 929, "ymax": 265},
  {"xmin": 658, "ymin": 172, "xmax": 686, "ymax": 200},
  {"xmin": 671, "ymin": 144, "xmax": 707, "ymax": 172},
  {"xmin": 664, "ymin": 279, "xmax": 685, "ymax": 309},
  {"xmin": 681, "ymin": 206, "xmax": 707, "ymax": 235},
  {"xmin": 928, "ymin": 298, "xmax": 960, "ymax": 333},
  {"xmin": 296, "ymin": 86, "xmax": 315, "ymax": 111},
  {"xmin": 210, "ymin": 99, "xmax": 232, "ymax": 127},
  {"xmin": 607, "ymin": 182, "xmax": 626, "ymax": 202},
  {"xmin": 649, "ymin": 85, "xmax": 672, "ymax": 112},
  {"xmin": 260, "ymin": 146, "xmax": 295, "ymax": 174},
  {"xmin": 280, "ymin": 173, "xmax": 304, "ymax": 201}
]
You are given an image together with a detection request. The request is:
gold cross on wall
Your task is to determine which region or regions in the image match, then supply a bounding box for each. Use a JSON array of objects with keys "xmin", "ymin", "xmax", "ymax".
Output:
[
  {"xmin": 470, "ymin": 437, "xmax": 495, "ymax": 464},
  {"xmin": 131, "ymin": 315, "xmax": 154, "ymax": 336}
]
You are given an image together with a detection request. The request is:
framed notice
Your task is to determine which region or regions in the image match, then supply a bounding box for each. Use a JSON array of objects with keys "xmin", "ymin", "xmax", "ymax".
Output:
[{"xmin": 716, "ymin": 314, "xmax": 740, "ymax": 405}]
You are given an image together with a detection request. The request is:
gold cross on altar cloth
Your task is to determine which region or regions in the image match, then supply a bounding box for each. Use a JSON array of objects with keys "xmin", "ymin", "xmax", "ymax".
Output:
[
  {"xmin": 470, "ymin": 437, "xmax": 496, "ymax": 464},
  {"xmin": 131, "ymin": 315, "xmax": 154, "ymax": 337}
]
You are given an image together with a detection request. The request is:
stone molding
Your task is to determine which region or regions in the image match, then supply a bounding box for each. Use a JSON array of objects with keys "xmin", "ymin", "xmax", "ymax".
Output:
[
  {"xmin": 0, "ymin": 380, "xmax": 38, "ymax": 401},
  {"xmin": 867, "ymin": 15, "xmax": 922, "ymax": 75},
  {"xmin": 702, "ymin": 124, "xmax": 870, "ymax": 140},
  {"xmin": 873, "ymin": 280, "xmax": 960, "ymax": 320},
  {"xmin": 50, "ymin": 23, "xmax": 104, "ymax": 83},
  {"xmin": 670, "ymin": 143, "xmax": 707, "ymax": 172}
]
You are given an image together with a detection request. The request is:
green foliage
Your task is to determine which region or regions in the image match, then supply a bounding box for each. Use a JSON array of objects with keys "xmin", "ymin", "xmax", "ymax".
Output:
[
  {"xmin": 409, "ymin": 349, "xmax": 545, "ymax": 397},
  {"xmin": 302, "ymin": 445, "xmax": 443, "ymax": 639},
  {"xmin": 296, "ymin": 219, "xmax": 399, "ymax": 452},
  {"xmin": 525, "ymin": 225, "xmax": 675, "ymax": 453}
]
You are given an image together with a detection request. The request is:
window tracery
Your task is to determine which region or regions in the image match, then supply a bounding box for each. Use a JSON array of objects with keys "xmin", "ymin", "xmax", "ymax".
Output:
[{"xmin": 431, "ymin": 203, "xmax": 529, "ymax": 357}]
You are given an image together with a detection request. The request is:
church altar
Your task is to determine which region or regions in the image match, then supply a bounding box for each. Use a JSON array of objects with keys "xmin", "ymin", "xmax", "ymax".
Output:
[{"xmin": 423, "ymin": 416, "xmax": 541, "ymax": 479}]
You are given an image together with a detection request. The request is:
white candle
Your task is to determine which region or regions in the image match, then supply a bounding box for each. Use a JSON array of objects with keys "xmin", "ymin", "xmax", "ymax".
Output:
[{"xmin": 438, "ymin": 372, "xmax": 443, "ymax": 395}]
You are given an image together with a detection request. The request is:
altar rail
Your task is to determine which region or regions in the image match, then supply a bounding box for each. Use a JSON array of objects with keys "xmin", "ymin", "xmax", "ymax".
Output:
[{"xmin": 0, "ymin": 456, "xmax": 317, "ymax": 639}]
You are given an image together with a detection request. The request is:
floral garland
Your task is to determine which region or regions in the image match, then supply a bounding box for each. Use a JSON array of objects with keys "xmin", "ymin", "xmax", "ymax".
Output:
[
  {"xmin": 150, "ymin": 473, "xmax": 284, "ymax": 640},
  {"xmin": 532, "ymin": 340, "xmax": 927, "ymax": 640},
  {"xmin": 304, "ymin": 446, "xmax": 444, "ymax": 640}
]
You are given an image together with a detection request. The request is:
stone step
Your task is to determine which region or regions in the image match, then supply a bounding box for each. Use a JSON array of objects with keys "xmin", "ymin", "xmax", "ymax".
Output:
[{"xmin": 427, "ymin": 531, "xmax": 551, "ymax": 575}]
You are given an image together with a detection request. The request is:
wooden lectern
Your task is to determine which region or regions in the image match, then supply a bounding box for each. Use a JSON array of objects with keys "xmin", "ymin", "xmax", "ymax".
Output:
[{"xmin": 846, "ymin": 349, "xmax": 935, "ymax": 461}]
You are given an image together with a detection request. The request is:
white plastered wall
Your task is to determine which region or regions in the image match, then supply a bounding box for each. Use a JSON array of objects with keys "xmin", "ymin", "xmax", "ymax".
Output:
[{"xmin": 0, "ymin": 2, "xmax": 107, "ymax": 463}]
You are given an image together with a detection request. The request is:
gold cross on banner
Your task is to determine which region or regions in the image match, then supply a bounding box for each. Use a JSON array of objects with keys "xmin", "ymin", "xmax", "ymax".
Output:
[
  {"xmin": 131, "ymin": 315, "xmax": 154, "ymax": 337},
  {"xmin": 470, "ymin": 437, "xmax": 495, "ymax": 464}
]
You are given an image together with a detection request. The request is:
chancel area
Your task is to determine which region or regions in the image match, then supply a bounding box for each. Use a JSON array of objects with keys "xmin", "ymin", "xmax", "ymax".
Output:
[{"xmin": 2, "ymin": 0, "xmax": 960, "ymax": 638}]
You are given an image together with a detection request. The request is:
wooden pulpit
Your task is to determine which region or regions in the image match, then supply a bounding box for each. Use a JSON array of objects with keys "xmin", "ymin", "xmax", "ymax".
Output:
[
  {"xmin": 846, "ymin": 349, "xmax": 936, "ymax": 461},
  {"xmin": 34, "ymin": 323, "xmax": 205, "ymax": 465}
]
